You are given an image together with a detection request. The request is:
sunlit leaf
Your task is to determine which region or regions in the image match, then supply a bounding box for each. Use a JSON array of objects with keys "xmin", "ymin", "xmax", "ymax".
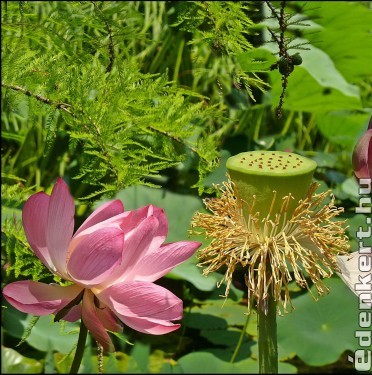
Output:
[
  {"xmin": 298, "ymin": 1, "xmax": 372, "ymax": 82},
  {"xmin": 276, "ymin": 277, "xmax": 361, "ymax": 366},
  {"xmin": 269, "ymin": 66, "xmax": 361, "ymax": 113},
  {"xmin": 1, "ymin": 346, "xmax": 43, "ymax": 374}
]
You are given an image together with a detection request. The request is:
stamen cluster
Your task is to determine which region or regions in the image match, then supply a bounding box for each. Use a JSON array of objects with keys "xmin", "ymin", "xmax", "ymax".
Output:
[{"xmin": 191, "ymin": 178, "xmax": 350, "ymax": 314}]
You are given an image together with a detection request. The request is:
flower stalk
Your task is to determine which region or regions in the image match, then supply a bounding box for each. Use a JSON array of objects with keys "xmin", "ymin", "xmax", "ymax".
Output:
[
  {"xmin": 258, "ymin": 295, "xmax": 278, "ymax": 374},
  {"xmin": 69, "ymin": 320, "xmax": 88, "ymax": 374}
]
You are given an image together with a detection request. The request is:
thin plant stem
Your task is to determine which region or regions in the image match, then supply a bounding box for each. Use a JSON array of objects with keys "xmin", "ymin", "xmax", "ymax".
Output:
[
  {"xmin": 69, "ymin": 320, "xmax": 88, "ymax": 374},
  {"xmin": 230, "ymin": 311, "xmax": 251, "ymax": 363},
  {"xmin": 258, "ymin": 293, "xmax": 278, "ymax": 374}
]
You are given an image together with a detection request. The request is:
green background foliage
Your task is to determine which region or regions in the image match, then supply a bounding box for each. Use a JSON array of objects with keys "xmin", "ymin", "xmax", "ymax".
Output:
[{"xmin": 2, "ymin": 1, "xmax": 371, "ymax": 373}]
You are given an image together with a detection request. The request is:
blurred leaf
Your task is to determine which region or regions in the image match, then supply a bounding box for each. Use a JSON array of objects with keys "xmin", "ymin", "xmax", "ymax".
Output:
[
  {"xmin": 1, "ymin": 206, "xmax": 22, "ymax": 223},
  {"xmin": 1, "ymin": 346, "xmax": 43, "ymax": 374},
  {"xmin": 274, "ymin": 133, "xmax": 297, "ymax": 152},
  {"xmin": 131, "ymin": 341, "xmax": 150, "ymax": 373},
  {"xmin": 201, "ymin": 328, "xmax": 244, "ymax": 346},
  {"xmin": 177, "ymin": 352, "xmax": 241, "ymax": 373},
  {"xmin": 149, "ymin": 349, "xmax": 174, "ymax": 373},
  {"xmin": 297, "ymin": 41, "xmax": 360, "ymax": 99},
  {"xmin": 2, "ymin": 303, "xmax": 79, "ymax": 353},
  {"xmin": 341, "ymin": 177, "xmax": 360, "ymax": 201},
  {"xmin": 277, "ymin": 277, "xmax": 361, "ymax": 366},
  {"xmin": 254, "ymin": 135, "xmax": 275, "ymax": 149},
  {"xmin": 44, "ymin": 346, "xmax": 56, "ymax": 374},
  {"xmin": 312, "ymin": 152, "xmax": 338, "ymax": 169},
  {"xmin": 2, "ymin": 303, "xmax": 29, "ymax": 340},
  {"xmin": 189, "ymin": 298, "xmax": 248, "ymax": 327},
  {"xmin": 177, "ymin": 352, "xmax": 297, "ymax": 374},
  {"xmin": 167, "ymin": 256, "xmax": 221, "ymax": 292},
  {"xmin": 234, "ymin": 357, "xmax": 297, "ymax": 374},
  {"xmin": 205, "ymin": 342, "xmax": 254, "ymax": 363},
  {"xmin": 24, "ymin": 316, "xmax": 79, "ymax": 353},
  {"xmin": 316, "ymin": 111, "xmax": 371, "ymax": 149},
  {"xmin": 184, "ymin": 312, "xmax": 228, "ymax": 330},
  {"xmin": 159, "ymin": 362, "xmax": 183, "ymax": 374}
]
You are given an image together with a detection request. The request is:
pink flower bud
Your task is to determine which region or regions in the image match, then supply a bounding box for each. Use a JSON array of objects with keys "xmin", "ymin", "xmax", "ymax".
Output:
[{"xmin": 352, "ymin": 117, "xmax": 372, "ymax": 180}]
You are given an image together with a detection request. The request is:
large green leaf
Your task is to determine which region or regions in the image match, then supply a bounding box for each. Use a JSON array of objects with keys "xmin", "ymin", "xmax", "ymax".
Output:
[
  {"xmin": 1, "ymin": 347, "xmax": 43, "ymax": 374},
  {"xmin": 188, "ymin": 298, "xmax": 249, "ymax": 327},
  {"xmin": 184, "ymin": 312, "xmax": 228, "ymax": 331},
  {"xmin": 176, "ymin": 352, "xmax": 297, "ymax": 374},
  {"xmin": 262, "ymin": 2, "xmax": 371, "ymax": 112},
  {"xmin": 176, "ymin": 352, "xmax": 243, "ymax": 373},
  {"xmin": 315, "ymin": 111, "xmax": 371, "ymax": 149},
  {"xmin": 297, "ymin": 1, "xmax": 372, "ymax": 83},
  {"xmin": 296, "ymin": 40, "xmax": 360, "ymax": 98},
  {"xmin": 277, "ymin": 276, "xmax": 362, "ymax": 366},
  {"xmin": 165, "ymin": 255, "xmax": 221, "ymax": 292},
  {"xmin": 263, "ymin": 28, "xmax": 363, "ymax": 112},
  {"xmin": 269, "ymin": 65, "xmax": 361, "ymax": 113},
  {"xmin": 23, "ymin": 316, "xmax": 79, "ymax": 354},
  {"xmin": 234, "ymin": 358, "xmax": 297, "ymax": 374}
]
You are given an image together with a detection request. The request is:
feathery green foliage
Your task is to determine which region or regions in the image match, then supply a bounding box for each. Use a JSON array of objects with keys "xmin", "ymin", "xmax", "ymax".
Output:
[
  {"xmin": 1, "ymin": 1, "xmax": 225, "ymax": 199},
  {"xmin": 1, "ymin": 217, "xmax": 49, "ymax": 282}
]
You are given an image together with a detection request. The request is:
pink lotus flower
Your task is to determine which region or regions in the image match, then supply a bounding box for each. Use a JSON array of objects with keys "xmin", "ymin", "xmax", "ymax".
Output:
[
  {"xmin": 352, "ymin": 117, "xmax": 372, "ymax": 179},
  {"xmin": 3, "ymin": 178, "xmax": 201, "ymax": 352}
]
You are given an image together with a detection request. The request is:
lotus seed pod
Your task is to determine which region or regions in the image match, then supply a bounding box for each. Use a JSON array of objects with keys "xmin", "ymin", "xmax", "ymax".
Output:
[{"xmin": 226, "ymin": 151, "xmax": 317, "ymax": 226}]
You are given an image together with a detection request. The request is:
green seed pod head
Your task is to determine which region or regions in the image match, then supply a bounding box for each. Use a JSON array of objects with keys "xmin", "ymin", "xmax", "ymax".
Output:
[
  {"xmin": 291, "ymin": 53, "xmax": 303, "ymax": 66},
  {"xmin": 226, "ymin": 151, "xmax": 317, "ymax": 226}
]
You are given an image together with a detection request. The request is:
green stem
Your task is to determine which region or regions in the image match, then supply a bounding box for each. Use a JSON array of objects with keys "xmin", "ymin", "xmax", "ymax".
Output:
[
  {"xmin": 258, "ymin": 294, "xmax": 278, "ymax": 374},
  {"xmin": 230, "ymin": 311, "xmax": 250, "ymax": 363},
  {"xmin": 69, "ymin": 320, "xmax": 88, "ymax": 374}
]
